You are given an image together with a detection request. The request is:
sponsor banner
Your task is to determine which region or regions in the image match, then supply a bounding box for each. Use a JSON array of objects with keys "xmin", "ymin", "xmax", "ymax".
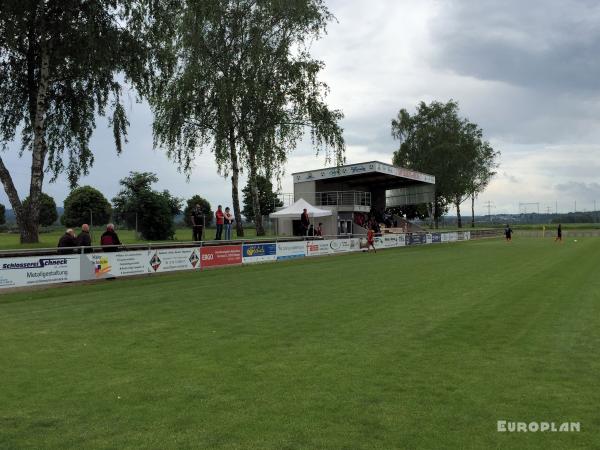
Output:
[
  {"xmin": 359, "ymin": 236, "xmax": 385, "ymax": 250},
  {"xmin": 200, "ymin": 245, "xmax": 242, "ymax": 268},
  {"xmin": 243, "ymin": 243, "xmax": 277, "ymax": 264},
  {"xmin": 307, "ymin": 239, "xmax": 359, "ymax": 256},
  {"xmin": 0, "ymin": 254, "xmax": 81, "ymax": 288},
  {"xmin": 329, "ymin": 238, "xmax": 361, "ymax": 253},
  {"xmin": 371, "ymin": 236, "xmax": 385, "ymax": 249},
  {"xmin": 276, "ymin": 241, "xmax": 306, "ymax": 260},
  {"xmin": 408, "ymin": 233, "xmax": 427, "ymax": 245},
  {"xmin": 448, "ymin": 232, "xmax": 458, "ymax": 242},
  {"xmin": 83, "ymin": 251, "xmax": 149, "ymax": 280},
  {"xmin": 397, "ymin": 233, "xmax": 406, "ymax": 247},
  {"xmin": 149, "ymin": 247, "xmax": 200, "ymax": 273},
  {"xmin": 307, "ymin": 239, "xmax": 334, "ymax": 256},
  {"xmin": 426, "ymin": 233, "xmax": 433, "ymax": 244},
  {"xmin": 431, "ymin": 233, "xmax": 442, "ymax": 243},
  {"xmin": 463, "ymin": 231, "xmax": 471, "ymax": 241},
  {"xmin": 383, "ymin": 234, "xmax": 399, "ymax": 248}
]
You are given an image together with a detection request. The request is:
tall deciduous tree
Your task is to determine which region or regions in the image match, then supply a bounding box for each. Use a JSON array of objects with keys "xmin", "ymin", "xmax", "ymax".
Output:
[
  {"xmin": 242, "ymin": 175, "xmax": 283, "ymax": 222},
  {"xmin": 467, "ymin": 141, "xmax": 497, "ymax": 227},
  {"xmin": 391, "ymin": 100, "xmax": 498, "ymax": 228},
  {"xmin": 148, "ymin": 0, "xmax": 344, "ymax": 237},
  {"xmin": 22, "ymin": 192, "xmax": 57, "ymax": 226},
  {"xmin": 236, "ymin": 1, "xmax": 344, "ymax": 235},
  {"xmin": 0, "ymin": 1, "xmax": 147, "ymax": 242},
  {"xmin": 112, "ymin": 172, "xmax": 182, "ymax": 240},
  {"xmin": 62, "ymin": 186, "xmax": 112, "ymax": 227}
]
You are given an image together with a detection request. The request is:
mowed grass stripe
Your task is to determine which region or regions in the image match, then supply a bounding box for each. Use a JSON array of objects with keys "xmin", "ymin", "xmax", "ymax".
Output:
[{"xmin": 1, "ymin": 238, "xmax": 599, "ymax": 449}]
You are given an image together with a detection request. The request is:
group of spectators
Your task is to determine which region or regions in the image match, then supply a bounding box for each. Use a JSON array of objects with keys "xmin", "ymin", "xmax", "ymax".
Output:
[
  {"xmin": 57, "ymin": 224, "xmax": 121, "ymax": 254},
  {"xmin": 354, "ymin": 212, "xmax": 382, "ymax": 234},
  {"xmin": 354, "ymin": 209, "xmax": 398, "ymax": 232},
  {"xmin": 300, "ymin": 208, "xmax": 323, "ymax": 237},
  {"xmin": 191, "ymin": 203, "xmax": 235, "ymax": 241}
]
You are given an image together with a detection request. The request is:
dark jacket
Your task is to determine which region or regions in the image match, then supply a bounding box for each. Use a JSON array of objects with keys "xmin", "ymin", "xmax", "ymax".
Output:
[
  {"xmin": 300, "ymin": 212, "xmax": 310, "ymax": 227},
  {"xmin": 77, "ymin": 231, "xmax": 92, "ymax": 252},
  {"xmin": 57, "ymin": 233, "xmax": 78, "ymax": 254},
  {"xmin": 191, "ymin": 207, "xmax": 204, "ymax": 227},
  {"xmin": 101, "ymin": 230, "xmax": 121, "ymax": 252}
]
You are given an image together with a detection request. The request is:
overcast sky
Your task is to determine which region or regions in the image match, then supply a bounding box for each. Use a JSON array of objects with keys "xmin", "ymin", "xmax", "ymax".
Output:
[{"xmin": 3, "ymin": 0, "xmax": 600, "ymax": 215}]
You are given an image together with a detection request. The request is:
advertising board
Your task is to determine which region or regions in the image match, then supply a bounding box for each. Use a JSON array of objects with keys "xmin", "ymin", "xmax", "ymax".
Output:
[
  {"xmin": 82, "ymin": 251, "xmax": 149, "ymax": 280},
  {"xmin": 0, "ymin": 254, "xmax": 81, "ymax": 288},
  {"xmin": 200, "ymin": 245, "xmax": 242, "ymax": 268},
  {"xmin": 242, "ymin": 243, "xmax": 277, "ymax": 264},
  {"xmin": 276, "ymin": 241, "xmax": 306, "ymax": 260},
  {"xmin": 149, "ymin": 247, "xmax": 200, "ymax": 273}
]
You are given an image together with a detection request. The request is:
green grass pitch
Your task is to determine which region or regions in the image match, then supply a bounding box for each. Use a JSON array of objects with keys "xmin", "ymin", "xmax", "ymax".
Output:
[{"xmin": 1, "ymin": 237, "xmax": 599, "ymax": 449}]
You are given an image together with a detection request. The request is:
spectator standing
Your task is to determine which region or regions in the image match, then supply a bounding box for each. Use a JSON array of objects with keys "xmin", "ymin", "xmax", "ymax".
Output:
[
  {"xmin": 315, "ymin": 222, "xmax": 323, "ymax": 237},
  {"xmin": 224, "ymin": 207, "xmax": 234, "ymax": 240},
  {"xmin": 191, "ymin": 203, "xmax": 204, "ymax": 241},
  {"xmin": 555, "ymin": 223, "xmax": 562, "ymax": 243},
  {"xmin": 504, "ymin": 224, "xmax": 513, "ymax": 242},
  {"xmin": 300, "ymin": 208, "xmax": 310, "ymax": 236},
  {"xmin": 57, "ymin": 229, "xmax": 78, "ymax": 254},
  {"xmin": 77, "ymin": 224, "xmax": 92, "ymax": 253},
  {"xmin": 215, "ymin": 205, "xmax": 224, "ymax": 240},
  {"xmin": 101, "ymin": 224, "xmax": 122, "ymax": 252}
]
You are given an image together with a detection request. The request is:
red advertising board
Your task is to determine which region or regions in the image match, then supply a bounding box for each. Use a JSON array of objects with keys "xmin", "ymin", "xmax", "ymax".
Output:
[{"xmin": 200, "ymin": 245, "xmax": 242, "ymax": 268}]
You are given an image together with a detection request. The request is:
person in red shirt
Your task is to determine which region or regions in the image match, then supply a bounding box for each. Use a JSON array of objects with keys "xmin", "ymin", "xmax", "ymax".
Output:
[
  {"xmin": 215, "ymin": 205, "xmax": 224, "ymax": 240},
  {"xmin": 315, "ymin": 222, "xmax": 323, "ymax": 237},
  {"xmin": 366, "ymin": 227, "xmax": 376, "ymax": 253}
]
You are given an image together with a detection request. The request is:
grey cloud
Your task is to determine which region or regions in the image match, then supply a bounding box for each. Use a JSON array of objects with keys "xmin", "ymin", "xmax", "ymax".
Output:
[
  {"xmin": 502, "ymin": 172, "xmax": 520, "ymax": 183},
  {"xmin": 430, "ymin": 0, "xmax": 600, "ymax": 92},
  {"xmin": 554, "ymin": 181, "xmax": 600, "ymax": 203}
]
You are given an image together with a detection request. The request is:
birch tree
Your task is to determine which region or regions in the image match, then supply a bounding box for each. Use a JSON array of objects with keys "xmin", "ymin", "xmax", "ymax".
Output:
[{"xmin": 0, "ymin": 0, "xmax": 148, "ymax": 242}]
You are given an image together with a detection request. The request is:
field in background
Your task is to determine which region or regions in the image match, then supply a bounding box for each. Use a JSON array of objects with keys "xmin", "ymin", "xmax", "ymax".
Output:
[
  {"xmin": 2, "ymin": 222, "xmax": 600, "ymax": 250},
  {"xmin": 0, "ymin": 227, "xmax": 274, "ymax": 250},
  {"xmin": 429, "ymin": 223, "xmax": 600, "ymax": 231},
  {"xmin": 1, "ymin": 237, "xmax": 599, "ymax": 449}
]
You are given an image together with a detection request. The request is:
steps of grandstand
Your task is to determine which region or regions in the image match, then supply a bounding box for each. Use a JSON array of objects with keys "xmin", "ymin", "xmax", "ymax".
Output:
[
  {"xmin": 352, "ymin": 213, "xmax": 425, "ymax": 235},
  {"xmin": 384, "ymin": 215, "xmax": 426, "ymax": 233}
]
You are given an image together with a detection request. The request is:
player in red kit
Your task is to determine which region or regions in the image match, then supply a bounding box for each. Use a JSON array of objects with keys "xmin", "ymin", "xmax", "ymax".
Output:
[{"xmin": 366, "ymin": 227, "xmax": 376, "ymax": 253}]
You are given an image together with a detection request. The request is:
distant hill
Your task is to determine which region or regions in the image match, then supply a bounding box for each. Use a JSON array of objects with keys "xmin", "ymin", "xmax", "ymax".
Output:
[{"xmin": 4, "ymin": 207, "xmax": 64, "ymax": 224}]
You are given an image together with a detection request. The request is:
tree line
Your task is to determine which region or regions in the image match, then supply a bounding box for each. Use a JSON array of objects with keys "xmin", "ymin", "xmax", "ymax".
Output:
[
  {"xmin": 391, "ymin": 100, "xmax": 499, "ymax": 228},
  {"xmin": 0, "ymin": 0, "xmax": 344, "ymax": 243},
  {"xmin": 0, "ymin": 171, "xmax": 283, "ymax": 240},
  {"xmin": 0, "ymin": 1, "xmax": 496, "ymax": 242}
]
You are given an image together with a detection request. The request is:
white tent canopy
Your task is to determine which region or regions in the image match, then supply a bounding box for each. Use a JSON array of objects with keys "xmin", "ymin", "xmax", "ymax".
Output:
[{"xmin": 269, "ymin": 198, "xmax": 332, "ymax": 219}]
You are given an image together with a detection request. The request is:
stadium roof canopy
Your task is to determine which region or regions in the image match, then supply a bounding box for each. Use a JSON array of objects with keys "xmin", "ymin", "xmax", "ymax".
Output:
[{"xmin": 292, "ymin": 160, "xmax": 435, "ymax": 190}]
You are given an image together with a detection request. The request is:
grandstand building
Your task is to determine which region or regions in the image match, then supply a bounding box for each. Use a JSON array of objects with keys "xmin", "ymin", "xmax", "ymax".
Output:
[{"xmin": 275, "ymin": 161, "xmax": 436, "ymax": 236}]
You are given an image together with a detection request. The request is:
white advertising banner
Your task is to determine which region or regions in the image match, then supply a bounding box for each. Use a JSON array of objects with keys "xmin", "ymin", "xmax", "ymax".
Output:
[
  {"xmin": 306, "ymin": 240, "xmax": 334, "ymax": 256},
  {"xmin": 306, "ymin": 239, "xmax": 359, "ymax": 256},
  {"xmin": 329, "ymin": 238, "xmax": 361, "ymax": 253},
  {"xmin": 370, "ymin": 235, "xmax": 385, "ymax": 249},
  {"xmin": 149, "ymin": 247, "xmax": 200, "ymax": 273},
  {"xmin": 397, "ymin": 233, "xmax": 406, "ymax": 246},
  {"xmin": 426, "ymin": 233, "xmax": 433, "ymax": 244},
  {"xmin": 82, "ymin": 251, "xmax": 149, "ymax": 280},
  {"xmin": 446, "ymin": 232, "xmax": 458, "ymax": 242},
  {"xmin": 383, "ymin": 234, "xmax": 399, "ymax": 248},
  {"xmin": 276, "ymin": 241, "xmax": 306, "ymax": 260},
  {"xmin": 0, "ymin": 254, "xmax": 81, "ymax": 289}
]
